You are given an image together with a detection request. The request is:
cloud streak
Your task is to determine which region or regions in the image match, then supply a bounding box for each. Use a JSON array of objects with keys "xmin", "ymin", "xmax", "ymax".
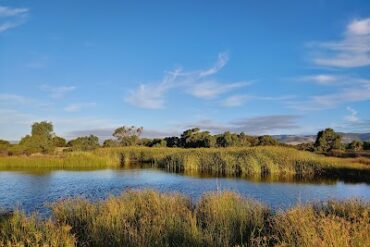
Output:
[
  {"xmin": 0, "ymin": 5, "xmax": 29, "ymax": 33},
  {"xmin": 310, "ymin": 18, "xmax": 370, "ymax": 68},
  {"xmin": 125, "ymin": 52, "xmax": 251, "ymax": 109},
  {"xmin": 41, "ymin": 85, "xmax": 76, "ymax": 99},
  {"xmin": 182, "ymin": 115, "xmax": 301, "ymax": 135}
]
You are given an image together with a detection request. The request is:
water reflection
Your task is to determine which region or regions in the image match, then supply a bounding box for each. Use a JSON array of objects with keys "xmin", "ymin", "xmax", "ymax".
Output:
[{"xmin": 0, "ymin": 168, "xmax": 369, "ymax": 216}]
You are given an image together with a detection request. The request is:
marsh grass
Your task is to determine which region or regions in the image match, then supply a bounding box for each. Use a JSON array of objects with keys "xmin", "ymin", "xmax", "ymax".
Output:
[
  {"xmin": 0, "ymin": 211, "xmax": 75, "ymax": 246},
  {"xmin": 1, "ymin": 190, "xmax": 369, "ymax": 247},
  {"xmin": 1, "ymin": 146, "xmax": 369, "ymax": 180}
]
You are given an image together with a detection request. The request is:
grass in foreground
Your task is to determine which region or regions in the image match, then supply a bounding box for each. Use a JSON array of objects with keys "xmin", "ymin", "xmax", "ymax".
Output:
[
  {"xmin": 1, "ymin": 146, "xmax": 369, "ymax": 180},
  {"xmin": 1, "ymin": 190, "xmax": 369, "ymax": 247}
]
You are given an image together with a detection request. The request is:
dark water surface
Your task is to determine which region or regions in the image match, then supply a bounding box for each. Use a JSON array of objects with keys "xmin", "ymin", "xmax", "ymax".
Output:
[{"xmin": 0, "ymin": 168, "xmax": 369, "ymax": 215}]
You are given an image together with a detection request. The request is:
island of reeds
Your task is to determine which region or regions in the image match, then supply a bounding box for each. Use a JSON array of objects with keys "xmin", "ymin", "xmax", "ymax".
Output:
[
  {"xmin": 1, "ymin": 190, "xmax": 369, "ymax": 247},
  {"xmin": 0, "ymin": 121, "xmax": 369, "ymax": 181}
]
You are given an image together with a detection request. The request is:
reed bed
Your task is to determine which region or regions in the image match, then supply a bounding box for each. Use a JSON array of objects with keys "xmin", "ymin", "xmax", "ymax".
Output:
[
  {"xmin": 1, "ymin": 190, "xmax": 369, "ymax": 247},
  {"xmin": 1, "ymin": 146, "xmax": 369, "ymax": 180}
]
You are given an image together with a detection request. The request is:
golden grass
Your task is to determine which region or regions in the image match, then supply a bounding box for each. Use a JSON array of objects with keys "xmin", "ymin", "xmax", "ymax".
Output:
[
  {"xmin": 0, "ymin": 211, "xmax": 75, "ymax": 246},
  {"xmin": 1, "ymin": 146, "xmax": 369, "ymax": 180},
  {"xmin": 1, "ymin": 190, "xmax": 369, "ymax": 247}
]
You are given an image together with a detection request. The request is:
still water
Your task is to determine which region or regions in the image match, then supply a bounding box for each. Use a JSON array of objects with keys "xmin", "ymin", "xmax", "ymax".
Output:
[{"xmin": 0, "ymin": 168, "xmax": 369, "ymax": 215}]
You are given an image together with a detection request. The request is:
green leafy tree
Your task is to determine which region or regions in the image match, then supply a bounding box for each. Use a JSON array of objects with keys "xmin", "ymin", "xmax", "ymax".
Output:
[
  {"xmin": 180, "ymin": 128, "xmax": 215, "ymax": 148},
  {"xmin": 296, "ymin": 142, "xmax": 315, "ymax": 152},
  {"xmin": 216, "ymin": 132, "xmax": 240, "ymax": 147},
  {"xmin": 67, "ymin": 135, "xmax": 100, "ymax": 151},
  {"xmin": 103, "ymin": 139, "xmax": 120, "ymax": 148},
  {"xmin": 31, "ymin": 121, "xmax": 54, "ymax": 138},
  {"xmin": 164, "ymin": 137, "xmax": 181, "ymax": 147},
  {"xmin": 346, "ymin": 140, "xmax": 363, "ymax": 151},
  {"xmin": 17, "ymin": 121, "xmax": 56, "ymax": 154},
  {"xmin": 257, "ymin": 135, "xmax": 279, "ymax": 146},
  {"xmin": 52, "ymin": 136, "xmax": 67, "ymax": 147},
  {"xmin": 113, "ymin": 126, "xmax": 143, "ymax": 146},
  {"xmin": 314, "ymin": 128, "xmax": 342, "ymax": 153},
  {"xmin": 363, "ymin": 140, "xmax": 370, "ymax": 150},
  {"xmin": 0, "ymin": 139, "xmax": 10, "ymax": 155}
]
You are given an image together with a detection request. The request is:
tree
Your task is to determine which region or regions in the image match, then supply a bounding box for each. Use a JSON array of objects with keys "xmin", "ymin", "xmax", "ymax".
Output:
[
  {"xmin": 52, "ymin": 136, "xmax": 67, "ymax": 147},
  {"xmin": 363, "ymin": 140, "xmax": 370, "ymax": 150},
  {"xmin": 180, "ymin": 128, "xmax": 215, "ymax": 148},
  {"xmin": 347, "ymin": 140, "xmax": 363, "ymax": 151},
  {"xmin": 216, "ymin": 132, "xmax": 240, "ymax": 147},
  {"xmin": 296, "ymin": 142, "xmax": 315, "ymax": 152},
  {"xmin": 31, "ymin": 121, "xmax": 54, "ymax": 138},
  {"xmin": 164, "ymin": 137, "xmax": 181, "ymax": 147},
  {"xmin": 113, "ymin": 126, "xmax": 143, "ymax": 146},
  {"xmin": 314, "ymin": 128, "xmax": 342, "ymax": 153},
  {"xmin": 257, "ymin": 135, "xmax": 279, "ymax": 146},
  {"xmin": 0, "ymin": 139, "xmax": 10, "ymax": 155},
  {"xmin": 103, "ymin": 139, "xmax": 120, "ymax": 148},
  {"xmin": 17, "ymin": 121, "xmax": 56, "ymax": 154},
  {"xmin": 67, "ymin": 135, "xmax": 100, "ymax": 151}
]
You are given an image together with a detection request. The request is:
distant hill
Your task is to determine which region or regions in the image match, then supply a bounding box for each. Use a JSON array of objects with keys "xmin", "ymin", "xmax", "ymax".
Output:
[{"xmin": 273, "ymin": 133, "xmax": 370, "ymax": 145}]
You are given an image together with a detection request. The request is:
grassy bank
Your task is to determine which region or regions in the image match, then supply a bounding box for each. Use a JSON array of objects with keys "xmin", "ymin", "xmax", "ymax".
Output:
[
  {"xmin": 1, "ymin": 146, "xmax": 369, "ymax": 180},
  {"xmin": 1, "ymin": 190, "xmax": 369, "ymax": 246}
]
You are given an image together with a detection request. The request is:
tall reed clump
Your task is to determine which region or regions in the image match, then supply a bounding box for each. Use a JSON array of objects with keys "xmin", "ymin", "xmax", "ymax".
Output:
[
  {"xmin": 1, "ymin": 191, "xmax": 369, "ymax": 247},
  {"xmin": 0, "ymin": 151, "xmax": 120, "ymax": 170},
  {"xmin": 196, "ymin": 192, "xmax": 269, "ymax": 247},
  {"xmin": 0, "ymin": 211, "xmax": 75, "ymax": 246},
  {"xmin": 267, "ymin": 200, "xmax": 370, "ymax": 247},
  {"xmin": 52, "ymin": 190, "xmax": 200, "ymax": 247}
]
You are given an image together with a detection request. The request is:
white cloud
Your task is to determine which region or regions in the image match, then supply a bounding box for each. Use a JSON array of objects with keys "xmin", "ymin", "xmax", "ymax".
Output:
[
  {"xmin": 0, "ymin": 93, "xmax": 27, "ymax": 104},
  {"xmin": 299, "ymin": 74, "xmax": 343, "ymax": 85},
  {"xmin": 222, "ymin": 94, "xmax": 250, "ymax": 107},
  {"xmin": 182, "ymin": 115, "xmax": 301, "ymax": 135},
  {"xmin": 125, "ymin": 52, "xmax": 251, "ymax": 109},
  {"xmin": 187, "ymin": 81, "xmax": 250, "ymax": 100},
  {"xmin": 0, "ymin": 6, "xmax": 28, "ymax": 17},
  {"xmin": 222, "ymin": 94, "xmax": 295, "ymax": 108},
  {"xmin": 310, "ymin": 18, "xmax": 370, "ymax": 68},
  {"xmin": 289, "ymin": 76, "xmax": 370, "ymax": 110},
  {"xmin": 345, "ymin": 106, "xmax": 359, "ymax": 123},
  {"xmin": 41, "ymin": 85, "xmax": 76, "ymax": 99},
  {"xmin": 0, "ymin": 5, "xmax": 29, "ymax": 33},
  {"xmin": 64, "ymin": 102, "xmax": 96, "ymax": 112}
]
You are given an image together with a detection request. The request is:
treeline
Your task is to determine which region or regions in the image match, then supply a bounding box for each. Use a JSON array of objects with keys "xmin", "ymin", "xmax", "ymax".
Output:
[
  {"xmin": 0, "ymin": 121, "xmax": 369, "ymax": 156},
  {"xmin": 296, "ymin": 128, "xmax": 370, "ymax": 153}
]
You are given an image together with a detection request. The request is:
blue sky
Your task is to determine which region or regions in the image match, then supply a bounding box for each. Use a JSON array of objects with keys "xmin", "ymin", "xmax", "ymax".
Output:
[{"xmin": 0, "ymin": 0, "xmax": 370, "ymax": 140}]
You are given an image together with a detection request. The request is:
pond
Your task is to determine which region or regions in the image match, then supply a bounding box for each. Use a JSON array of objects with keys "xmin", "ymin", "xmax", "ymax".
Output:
[{"xmin": 0, "ymin": 168, "xmax": 369, "ymax": 215}]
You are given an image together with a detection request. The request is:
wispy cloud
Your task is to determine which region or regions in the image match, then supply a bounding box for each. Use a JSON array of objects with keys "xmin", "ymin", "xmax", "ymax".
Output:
[
  {"xmin": 0, "ymin": 5, "xmax": 29, "ymax": 33},
  {"xmin": 222, "ymin": 94, "xmax": 295, "ymax": 107},
  {"xmin": 40, "ymin": 85, "xmax": 76, "ymax": 99},
  {"xmin": 125, "ymin": 52, "xmax": 251, "ymax": 109},
  {"xmin": 289, "ymin": 75, "xmax": 370, "ymax": 110},
  {"xmin": 182, "ymin": 115, "xmax": 301, "ymax": 135},
  {"xmin": 345, "ymin": 106, "xmax": 359, "ymax": 123},
  {"xmin": 64, "ymin": 102, "xmax": 96, "ymax": 112},
  {"xmin": 0, "ymin": 93, "xmax": 27, "ymax": 104},
  {"xmin": 310, "ymin": 18, "xmax": 370, "ymax": 68}
]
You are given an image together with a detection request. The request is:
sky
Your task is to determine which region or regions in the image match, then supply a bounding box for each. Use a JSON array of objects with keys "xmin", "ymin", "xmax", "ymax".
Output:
[{"xmin": 0, "ymin": 0, "xmax": 370, "ymax": 140}]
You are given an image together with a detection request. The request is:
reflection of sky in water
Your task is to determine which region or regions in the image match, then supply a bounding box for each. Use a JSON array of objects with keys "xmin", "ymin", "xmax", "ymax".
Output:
[{"xmin": 0, "ymin": 169, "xmax": 369, "ymax": 216}]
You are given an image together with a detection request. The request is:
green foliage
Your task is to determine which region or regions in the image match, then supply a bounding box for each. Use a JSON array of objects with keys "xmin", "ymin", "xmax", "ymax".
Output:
[
  {"xmin": 180, "ymin": 128, "xmax": 216, "ymax": 148},
  {"xmin": 362, "ymin": 140, "xmax": 370, "ymax": 150},
  {"xmin": 31, "ymin": 121, "xmax": 54, "ymax": 138},
  {"xmin": 145, "ymin": 138, "xmax": 168, "ymax": 147},
  {"xmin": 67, "ymin": 135, "xmax": 100, "ymax": 151},
  {"xmin": 0, "ymin": 140, "xmax": 10, "ymax": 156},
  {"xmin": 296, "ymin": 142, "xmax": 315, "ymax": 152},
  {"xmin": 164, "ymin": 136, "xmax": 181, "ymax": 147},
  {"xmin": 113, "ymin": 125, "xmax": 143, "ymax": 146},
  {"xmin": 19, "ymin": 134, "xmax": 55, "ymax": 154},
  {"xmin": 314, "ymin": 128, "xmax": 342, "ymax": 152},
  {"xmin": 103, "ymin": 138, "xmax": 120, "ymax": 147},
  {"xmin": 347, "ymin": 140, "xmax": 363, "ymax": 151},
  {"xmin": 257, "ymin": 135, "xmax": 279, "ymax": 146},
  {"xmin": 52, "ymin": 136, "xmax": 66, "ymax": 147}
]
